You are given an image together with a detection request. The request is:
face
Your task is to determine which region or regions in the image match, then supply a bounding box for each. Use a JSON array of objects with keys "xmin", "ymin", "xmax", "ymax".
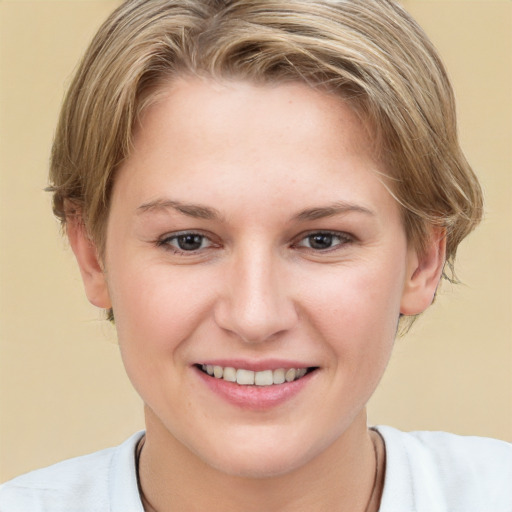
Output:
[{"xmin": 84, "ymin": 78, "xmax": 434, "ymax": 477}]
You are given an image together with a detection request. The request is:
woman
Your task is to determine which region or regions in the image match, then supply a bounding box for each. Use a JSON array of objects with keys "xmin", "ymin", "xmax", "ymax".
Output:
[{"xmin": 1, "ymin": 1, "xmax": 510, "ymax": 511}]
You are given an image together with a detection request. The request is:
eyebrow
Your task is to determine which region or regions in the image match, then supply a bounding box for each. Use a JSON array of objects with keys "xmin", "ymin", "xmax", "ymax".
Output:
[
  {"xmin": 136, "ymin": 199, "xmax": 222, "ymax": 220},
  {"xmin": 136, "ymin": 198, "xmax": 374, "ymax": 222},
  {"xmin": 293, "ymin": 202, "xmax": 375, "ymax": 221}
]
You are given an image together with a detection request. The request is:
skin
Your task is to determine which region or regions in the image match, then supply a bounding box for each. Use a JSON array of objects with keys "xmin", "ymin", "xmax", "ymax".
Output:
[{"xmin": 69, "ymin": 78, "xmax": 445, "ymax": 511}]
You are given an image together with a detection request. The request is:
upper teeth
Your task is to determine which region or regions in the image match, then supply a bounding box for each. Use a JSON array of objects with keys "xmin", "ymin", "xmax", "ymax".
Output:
[{"xmin": 201, "ymin": 365, "xmax": 308, "ymax": 386}]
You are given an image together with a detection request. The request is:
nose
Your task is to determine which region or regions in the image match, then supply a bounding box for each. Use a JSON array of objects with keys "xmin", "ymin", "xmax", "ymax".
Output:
[{"xmin": 214, "ymin": 245, "xmax": 299, "ymax": 344}]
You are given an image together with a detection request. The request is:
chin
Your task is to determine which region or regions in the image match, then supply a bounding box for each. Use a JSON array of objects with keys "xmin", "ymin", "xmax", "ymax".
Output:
[
  {"xmin": 190, "ymin": 428, "xmax": 328, "ymax": 479},
  {"xmin": 205, "ymin": 450, "xmax": 308, "ymax": 479}
]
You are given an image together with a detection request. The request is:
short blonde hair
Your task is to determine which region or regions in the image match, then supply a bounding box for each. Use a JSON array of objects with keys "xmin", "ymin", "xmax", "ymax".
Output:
[{"xmin": 50, "ymin": 0, "xmax": 482, "ymax": 278}]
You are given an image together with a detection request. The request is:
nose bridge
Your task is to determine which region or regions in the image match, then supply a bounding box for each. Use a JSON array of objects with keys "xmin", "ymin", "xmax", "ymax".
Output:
[{"xmin": 215, "ymin": 240, "xmax": 297, "ymax": 343}]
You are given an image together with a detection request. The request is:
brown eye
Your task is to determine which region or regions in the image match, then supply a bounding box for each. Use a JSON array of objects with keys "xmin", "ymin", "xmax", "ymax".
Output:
[
  {"xmin": 176, "ymin": 234, "xmax": 204, "ymax": 251},
  {"xmin": 296, "ymin": 231, "xmax": 352, "ymax": 251},
  {"xmin": 159, "ymin": 232, "xmax": 213, "ymax": 253},
  {"xmin": 308, "ymin": 233, "xmax": 335, "ymax": 250}
]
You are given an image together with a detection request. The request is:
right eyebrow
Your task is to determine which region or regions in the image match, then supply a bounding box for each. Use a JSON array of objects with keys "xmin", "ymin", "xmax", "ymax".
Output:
[{"xmin": 136, "ymin": 198, "xmax": 222, "ymax": 221}]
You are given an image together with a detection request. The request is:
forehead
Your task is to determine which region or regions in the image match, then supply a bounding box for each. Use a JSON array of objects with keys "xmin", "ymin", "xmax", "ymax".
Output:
[
  {"xmin": 136, "ymin": 77, "xmax": 374, "ymax": 146},
  {"xmin": 113, "ymin": 77, "xmax": 396, "ymax": 223},
  {"xmin": 134, "ymin": 78, "xmax": 378, "ymax": 165}
]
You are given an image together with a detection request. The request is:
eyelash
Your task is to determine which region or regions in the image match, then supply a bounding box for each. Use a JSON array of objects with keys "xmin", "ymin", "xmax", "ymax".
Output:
[{"xmin": 156, "ymin": 230, "xmax": 354, "ymax": 255}]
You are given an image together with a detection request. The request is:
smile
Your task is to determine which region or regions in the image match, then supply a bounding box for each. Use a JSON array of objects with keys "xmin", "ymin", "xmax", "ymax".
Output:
[{"xmin": 199, "ymin": 365, "xmax": 313, "ymax": 386}]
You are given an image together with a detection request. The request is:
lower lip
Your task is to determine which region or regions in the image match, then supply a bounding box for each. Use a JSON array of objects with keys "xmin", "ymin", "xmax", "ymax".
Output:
[{"xmin": 194, "ymin": 367, "xmax": 316, "ymax": 410}]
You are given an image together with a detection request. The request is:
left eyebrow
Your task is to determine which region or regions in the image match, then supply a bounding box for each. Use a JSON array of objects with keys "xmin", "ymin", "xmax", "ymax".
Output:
[
  {"xmin": 293, "ymin": 202, "xmax": 375, "ymax": 221},
  {"xmin": 136, "ymin": 199, "xmax": 222, "ymax": 220}
]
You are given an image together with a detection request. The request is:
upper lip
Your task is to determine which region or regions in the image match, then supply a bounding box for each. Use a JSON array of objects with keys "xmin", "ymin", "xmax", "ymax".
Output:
[{"xmin": 194, "ymin": 359, "xmax": 316, "ymax": 372}]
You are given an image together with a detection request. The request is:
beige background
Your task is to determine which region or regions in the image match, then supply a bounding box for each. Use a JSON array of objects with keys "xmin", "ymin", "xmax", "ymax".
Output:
[{"xmin": 0, "ymin": 0, "xmax": 510, "ymax": 483}]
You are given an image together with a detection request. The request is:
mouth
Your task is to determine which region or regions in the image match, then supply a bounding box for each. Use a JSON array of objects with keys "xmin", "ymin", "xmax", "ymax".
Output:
[{"xmin": 196, "ymin": 364, "xmax": 317, "ymax": 386}]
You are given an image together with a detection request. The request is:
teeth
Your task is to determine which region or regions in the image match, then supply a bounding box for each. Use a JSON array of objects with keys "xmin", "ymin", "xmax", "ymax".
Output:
[
  {"xmin": 236, "ymin": 369, "xmax": 255, "ymax": 385},
  {"xmin": 273, "ymin": 368, "xmax": 285, "ymax": 384},
  {"xmin": 201, "ymin": 365, "xmax": 310, "ymax": 386},
  {"xmin": 222, "ymin": 367, "xmax": 236, "ymax": 382},
  {"xmin": 254, "ymin": 369, "xmax": 273, "ymax": 386},
  {"xmin": 285, "ymin": 368, "xmax": 296, "ymax": 382}
]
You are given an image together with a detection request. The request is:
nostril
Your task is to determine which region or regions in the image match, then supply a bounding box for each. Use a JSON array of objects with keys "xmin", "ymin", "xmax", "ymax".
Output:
[{"xmin": 213, "ymin": 298, "xmax": 299, "ymax": 344}]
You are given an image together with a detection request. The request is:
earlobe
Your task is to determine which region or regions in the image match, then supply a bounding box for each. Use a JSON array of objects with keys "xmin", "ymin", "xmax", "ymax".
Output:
[
  {"xmin": 66, "ymin": 215, "xmax": 112, "ymax": 309},
  {"xmin": 400, "ymin": 229, "xmax": 446, "ymax": 316}
]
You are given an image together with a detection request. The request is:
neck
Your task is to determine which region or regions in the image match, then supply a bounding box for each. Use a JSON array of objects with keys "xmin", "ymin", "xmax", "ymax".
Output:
[{"xmin": 138, "ymin": 407, "xmax": 384, "ymax": 512}]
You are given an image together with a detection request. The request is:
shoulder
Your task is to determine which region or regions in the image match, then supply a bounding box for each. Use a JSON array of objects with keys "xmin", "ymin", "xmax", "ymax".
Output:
[
  {"xmin": 0, "ymin": 432, "xmax": 145, "ymax": 512},
  {"xmin": 375, "ymin": 426, "xmax": 512, "ymax": 512}
]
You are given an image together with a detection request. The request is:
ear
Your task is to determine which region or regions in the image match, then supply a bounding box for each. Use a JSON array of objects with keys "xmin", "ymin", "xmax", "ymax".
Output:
[
  {"xmin": 400, "ymin": 229, "xmax": 446, "ymax": 316},
  {"xmin": 66, "ymin": 215, "xmax": 112, "ymax": 309}
]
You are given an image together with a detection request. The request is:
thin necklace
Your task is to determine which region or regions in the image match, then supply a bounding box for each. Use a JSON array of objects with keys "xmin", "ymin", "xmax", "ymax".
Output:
[
  {"xmin": 364, "ymin": 431, "xmax": 381, "ymax": 512},
  {"xmin": 136, "ymin": 435, "xmax": 158, "ymax": 512},
  {"xmin": 135, "ymin": 434, "xmax": 381, "ymax": 512}
]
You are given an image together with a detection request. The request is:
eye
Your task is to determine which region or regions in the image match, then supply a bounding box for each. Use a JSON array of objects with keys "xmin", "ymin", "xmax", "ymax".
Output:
[
  {"xmin": 158, "ymin": 232, "xmax": 213, "ymax": 253},
  {"xmin": 296, "ymin": 231, "xmax": 352, "ymax": 251}
]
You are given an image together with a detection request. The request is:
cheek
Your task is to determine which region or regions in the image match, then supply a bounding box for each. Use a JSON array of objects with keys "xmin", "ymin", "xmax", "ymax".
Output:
[
  {"xmin": 107, "ymin": 260, "xmax": 215, "ymax": 356},
  {"xmin": 107, "ymin": 264, "xmax": 218, "ymax": 411},
  {"xmin": 301, "ymin": 260, "xmax": 405, "ymax": 334},
  {"xmin": 298, "ymin": 260, "xmax": 405, "ymax": 387}
]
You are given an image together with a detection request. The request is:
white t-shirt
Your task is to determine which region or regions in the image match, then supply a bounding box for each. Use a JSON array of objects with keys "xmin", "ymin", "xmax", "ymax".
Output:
[{"xmin": 1, "ymin": 426, "xmax": 511, "ymax": 511}]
